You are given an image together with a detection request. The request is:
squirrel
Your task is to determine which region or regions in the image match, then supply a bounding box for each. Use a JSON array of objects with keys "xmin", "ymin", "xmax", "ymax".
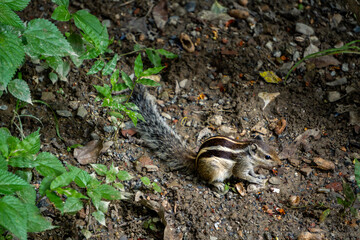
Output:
[{"xmin": 131, "ymin": 85, "xmax": 282, "ymax": 191}]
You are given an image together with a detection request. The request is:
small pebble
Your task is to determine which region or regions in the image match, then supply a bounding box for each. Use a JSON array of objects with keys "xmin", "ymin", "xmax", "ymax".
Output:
[
  {"xmin": 185, "ymin": 1, "xmax": 196, "ymax": 12},
  {"xmin": 295, "ymin": 22, "xmax": 315, "ymax": 35},
  {"xmin": 77, "ymin": 106, "xmax": 88, "ymax": 118},
  {"xmin": 269, "ymin": 177, "xmax": 281, "ymax": 185},
  {"xmin": 327, "ymin": 91, "xmax": 341, "ymax": 102},
  {"xmin": 56, "ymin": 110, "xmax": 72, "ymax": 117},
  {"xmin": 341, "ymin": 63, "xmax": 349, "ymax": 72}
]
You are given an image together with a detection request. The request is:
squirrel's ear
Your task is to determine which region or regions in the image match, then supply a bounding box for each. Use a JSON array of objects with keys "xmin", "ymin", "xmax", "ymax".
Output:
[
  {"xmin": 251, "ymin": 143, "xmax": 257, "ymax": 151},
  {"xmin": 254, "ymin": 135, "xmax": 264, "ymax": 141}
]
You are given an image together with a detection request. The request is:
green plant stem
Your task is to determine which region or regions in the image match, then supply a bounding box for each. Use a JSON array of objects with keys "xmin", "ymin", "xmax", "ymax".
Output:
[{"xmin": 285, "ymin": 40, "xmax": 360, "ymax": 81}]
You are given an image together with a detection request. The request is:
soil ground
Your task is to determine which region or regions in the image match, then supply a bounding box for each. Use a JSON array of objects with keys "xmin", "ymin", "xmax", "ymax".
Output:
[{"xmin": 1, "ymin": 0, "xmax": 360, "ymax": 239}]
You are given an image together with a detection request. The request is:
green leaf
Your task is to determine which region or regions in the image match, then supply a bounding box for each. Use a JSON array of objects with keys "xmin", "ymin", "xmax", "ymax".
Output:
[
  {"xmin": 145, "ymin": 49, "xmax": 161, "ymax": 67},
  {"xmin": 16, "ymin": 185, "xmax": 36, "ymax": 205},
  {"xmin": 87, "ymin": 60, "xmax": 105, "ymax": 75},
  {"xmin": 134, "ymin": 54, "xmax": 143, "ymax": 78},
  {"xmin": 8, "ymin": 155, "xmax": 37, "ymax": 168},
  {"xmin": 106, "ymin": 163, "xmax": 118, "ymax": 184},
  {"xmin": 0, "ymin": 128, "xmax": 11, "ymax": 157},
  {"xmin": 45, "ymin": 56, "xmax": 70, "ymax": 81},
  {"xmin": 94, "ymin": 84, "xmax": 111, "ymax": 98},
  {"xmin": 319, "ymin": 208, "xmax": 331, "ymax": 223},
  {"xmin": 124, "ymin": 102, "xmax": 139, "ymax": 111},
  {"xmin": 63, "ymin": 197, "xmax": 84, "ymax": 213},
  {"xmin": 113, "ymin": 83, "xmax": 128, "ymax": 92},
  {"xmin": 155, "ymin": 49, "xmax": 178, "ymax": 59},
  {"xmin": 46, "ymin": 190, "xmax": 64, "ymax": 213},
  {"xmin": 355, "ymin": 159, "xmax": 360, "ymax": 188},
  {"xmin": 109, "ymin": 111, "xmax": 123, "ymax": 119},
  {"xmin": 55, "ymin": 187, "xmax": 88, "ymax": 199},
  {"xmin": 87, "ymin": 187, "xmax": 101, "ymax": 209},
  {"xmin": 7, "ymin": 79, "xmax": 32, "ymax": 104},
  {"xmin": 125, "ymin": 109, "xmax": 138, "ymax": 127},
  {"xmin": 15, "ymin": 170, "xmax": 32, "ymax": 183},
  {"xmin": 0, "ymin": 169, "xmax": 30, "ymax": 195},
  {"xmin": 342, "ymin": 178, "xmax": 355, "ymax": 205},
  {"xmin": 0, "ymin": 32, "xmax": 25, "ymax": 89},
  {"xmin": 49, "ymin": 72, "xmax": 58, "ymax": 84},
  {"xmin": 0, "ymin": 196, "xmax": 27, "ymax": 240},
  {"xmin": 50, "ymin": 167, "xmax": 81, "ymax": 189},
  {"xmin": 39, "ymin": 175, "xmax": 55, "ymax": 196},
  {"xmin": 92, "ymin": 211, "xmax": 105, "ymax": 226},
  {"xmin": 152, "ymin": 182, "xmax": 162, "ymax": 193},
  {"xmin": 0, "ymin": 3, "xmax": 24, "ymax": 28},
  {"xmin": 3, "ymin": 0, "xmax": 31, "ymax": 11},
  {"xmin": 140, "ymin": 176, "xmax": 151, "ymax": 186},
  {"xmin": 141, "ymin": 66, "xmax": 165, "ymax": 77},
  {"xmin": 137, "ymin": 78, "xmax": 161, "ymax": 87},
  {"xmin": 133, "ymin": 44, "xmax": 143, "ymax": 51},
  {"xmin": 98, "ymin": 201, "xmax": 109, "ymax": 213},
  {"xmin": 51, "ymin": 5, "xmax": 71, "ymax": 21},
  {"xmin": 79, "ymin": 47, "xmax": 101, "ymax": 60},
  {"xmin": 110, "ymin": 69, "xmax": 119, "ymax": 87},
  {"xmin": 0, "ymin": 155, "xmax": 7, "ymax": 171},
  {"xmin": 26, "ymin": 204, "xmax": 56, "ymax": 233},
  {"xmin": 52, "ymin": 0, "xmax": 69, "ymax": 7},
  {"xmin": 121, "ymin": 70, "xmax": 134, "ymax": 90},
  {"xmin": 117, "ymin": 170, "xmax": 133, "ymax": 181},
  {"xmin": 113, "ymin": 182, "xmax": 124, "ymax": 191},
  {"xmin": 23, "ymin": 18, "xmax": 74, "ymax": 57},
  {"xmin": 7, "ymin": 135, "xmax": 20, "ymax": 156},
  {"xmin": 35, "ymin": 152, "xmax": 66, "ymax": 177},
  {"xmin": 67, "ymin": 33, "xmax": 85, "ymax": 67},
  {"xmin": 74, "ymin": 170, "xmax": 92, "ymax": 188},
  {"xmin": 96, "ymin": 184, "xmax": 123, "ymax": 200},
  {"xmin": 19, "ymin": 128, "xmax": 40, "ymax": 155},
  {"xmin": 90, "ymin": 164, "xmax": 108, "ymax": 176},
  {"xmin": 73, "ymin": 10, "xmax": 109, "ymax": 52},
  {"xmin": 211, "ymin": 0, "xmax": 228, "ymax": 14},
  {"xmin": 102, "ymin": 54, "xmax": 119, "ymax": 75}
]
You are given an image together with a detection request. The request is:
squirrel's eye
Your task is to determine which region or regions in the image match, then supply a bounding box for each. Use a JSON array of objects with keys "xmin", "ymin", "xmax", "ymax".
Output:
[{"xmin": 265, "ymin": 155, "xmax": 271, "ymax": 160}]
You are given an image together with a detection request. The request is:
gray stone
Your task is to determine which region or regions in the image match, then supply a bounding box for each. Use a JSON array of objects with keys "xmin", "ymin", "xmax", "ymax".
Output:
[
  {"xmin": 77, "ymin": 106, "xmax": 88, "ymax": 118},
  {"xmin": 341, "ymin": 63, "xmax": 349, "ymax": 72},
  {"xmin": 327, "ymin": 91, "xmax": 341, "ymax": 102},
  {"xmin": 41, "ymin": 92, "xmax": 55, "ymax": 101},
  {"xmin": 0, "ymin": 105, "xmax": 8, "ymax": 110},
  {"xmin": 56, "ymin": 110, "xmax": 72, "ymax": 117},
  {"xmin": 104, "ymin": 125, "xmax": 115, "ymax": 133},
  {"xmin": 269, "ymin": 177, "xmax": 281, "ymax": 185},
  {"xmin": 295, "ymin": 22, "xmax": 314, "ymax": 35},
  {"xmin": 303, "ymin": 44, "xmax": 319, "ymax": 58},
  {"xmin": 69, "ymin": 101, "xmax": 79, "ymax": 110},
  {"xmin": 326, "ymin": 77, "xmax": 347, "ymax": 87},
  {"xmin": 90, "ymin": 132, "xmax": 100, "ymax": 140}
]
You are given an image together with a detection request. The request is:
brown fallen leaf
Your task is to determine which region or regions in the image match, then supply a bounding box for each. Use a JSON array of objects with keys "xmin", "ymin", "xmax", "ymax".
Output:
[
  {"xmin": 74, "ymin": 140, "xmax": 103, "ymax": 165},
  {"xmin": 309, "ymin": 55, "xmax": 340, "ymax": 68},
  {"xmin": 279, "ymin": 129, "xmax": 321, "ymax": 159},
  {"xmin": 313, "ymin": 157, "xmax": 335, "ymax": 171},
  {"xmin": 152, "ymin": 0, "xmax": 168, "ymax": 30}
]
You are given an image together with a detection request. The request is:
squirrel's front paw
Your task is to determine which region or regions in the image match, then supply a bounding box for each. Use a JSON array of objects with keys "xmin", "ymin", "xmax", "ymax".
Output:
[{"xmin": 212, "ymin": 182, "xmax": 228, "ymax": 194}]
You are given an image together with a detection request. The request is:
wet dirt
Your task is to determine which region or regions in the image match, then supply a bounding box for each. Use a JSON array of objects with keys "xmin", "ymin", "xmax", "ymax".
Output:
[{"xmin": 1, "ymin": 0, "xmax": 360, "ymax": 239}]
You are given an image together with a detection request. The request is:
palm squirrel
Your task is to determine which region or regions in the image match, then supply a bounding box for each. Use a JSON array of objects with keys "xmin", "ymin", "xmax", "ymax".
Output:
[{"xmin": 131, "ymin": 85, "xmax": 281, "ymax": 191}]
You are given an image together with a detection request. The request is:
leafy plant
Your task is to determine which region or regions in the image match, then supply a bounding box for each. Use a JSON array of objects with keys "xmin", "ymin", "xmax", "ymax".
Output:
[
  {"xmin": 0, "ymin": 0, "xmax": 114, "ymax": 102},
  {"xmin": 336, "ymin": 159, "xmax": 360, "ymax": 217},
  {"xmin": 94, "ymin": 49, "xmax": 176, "ymax": 130},
  {"xmin": 140, "ymin": 176, "xmax": 162, "ymax": 193},
  {"xmin": 0, "ymin": 127, "xmax": 127, "ymax": 239},
  {"xmin": 285, "ymin": 40, "xmax": 360, "ymax": 81},
  {"xmin": 143, "ymin": 217, "xmax": 160, "ymax": 231}
]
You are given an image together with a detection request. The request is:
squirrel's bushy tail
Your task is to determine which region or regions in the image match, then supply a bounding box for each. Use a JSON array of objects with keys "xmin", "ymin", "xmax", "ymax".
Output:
[{"xmin": 131, "ymin": 85, "xmax": 196, "ymax": 171}]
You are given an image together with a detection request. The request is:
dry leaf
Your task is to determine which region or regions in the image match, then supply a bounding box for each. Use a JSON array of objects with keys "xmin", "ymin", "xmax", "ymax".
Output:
[
  {"xmin": 152, "ymin": 0, "xmax": 168, "ymax": 30},
  {"xmin": 259, "ymin": 71, "xmax": 282, "ymax": 83},
  {"xmin": 74, "ymin": 140, "xmax": 103, "ymax": 165}
]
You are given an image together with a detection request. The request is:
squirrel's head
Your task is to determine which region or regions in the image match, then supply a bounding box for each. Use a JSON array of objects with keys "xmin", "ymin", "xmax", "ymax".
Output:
[{"xmin": 250, "ymin": 136, "xmax": 282, "ymax": 167}]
